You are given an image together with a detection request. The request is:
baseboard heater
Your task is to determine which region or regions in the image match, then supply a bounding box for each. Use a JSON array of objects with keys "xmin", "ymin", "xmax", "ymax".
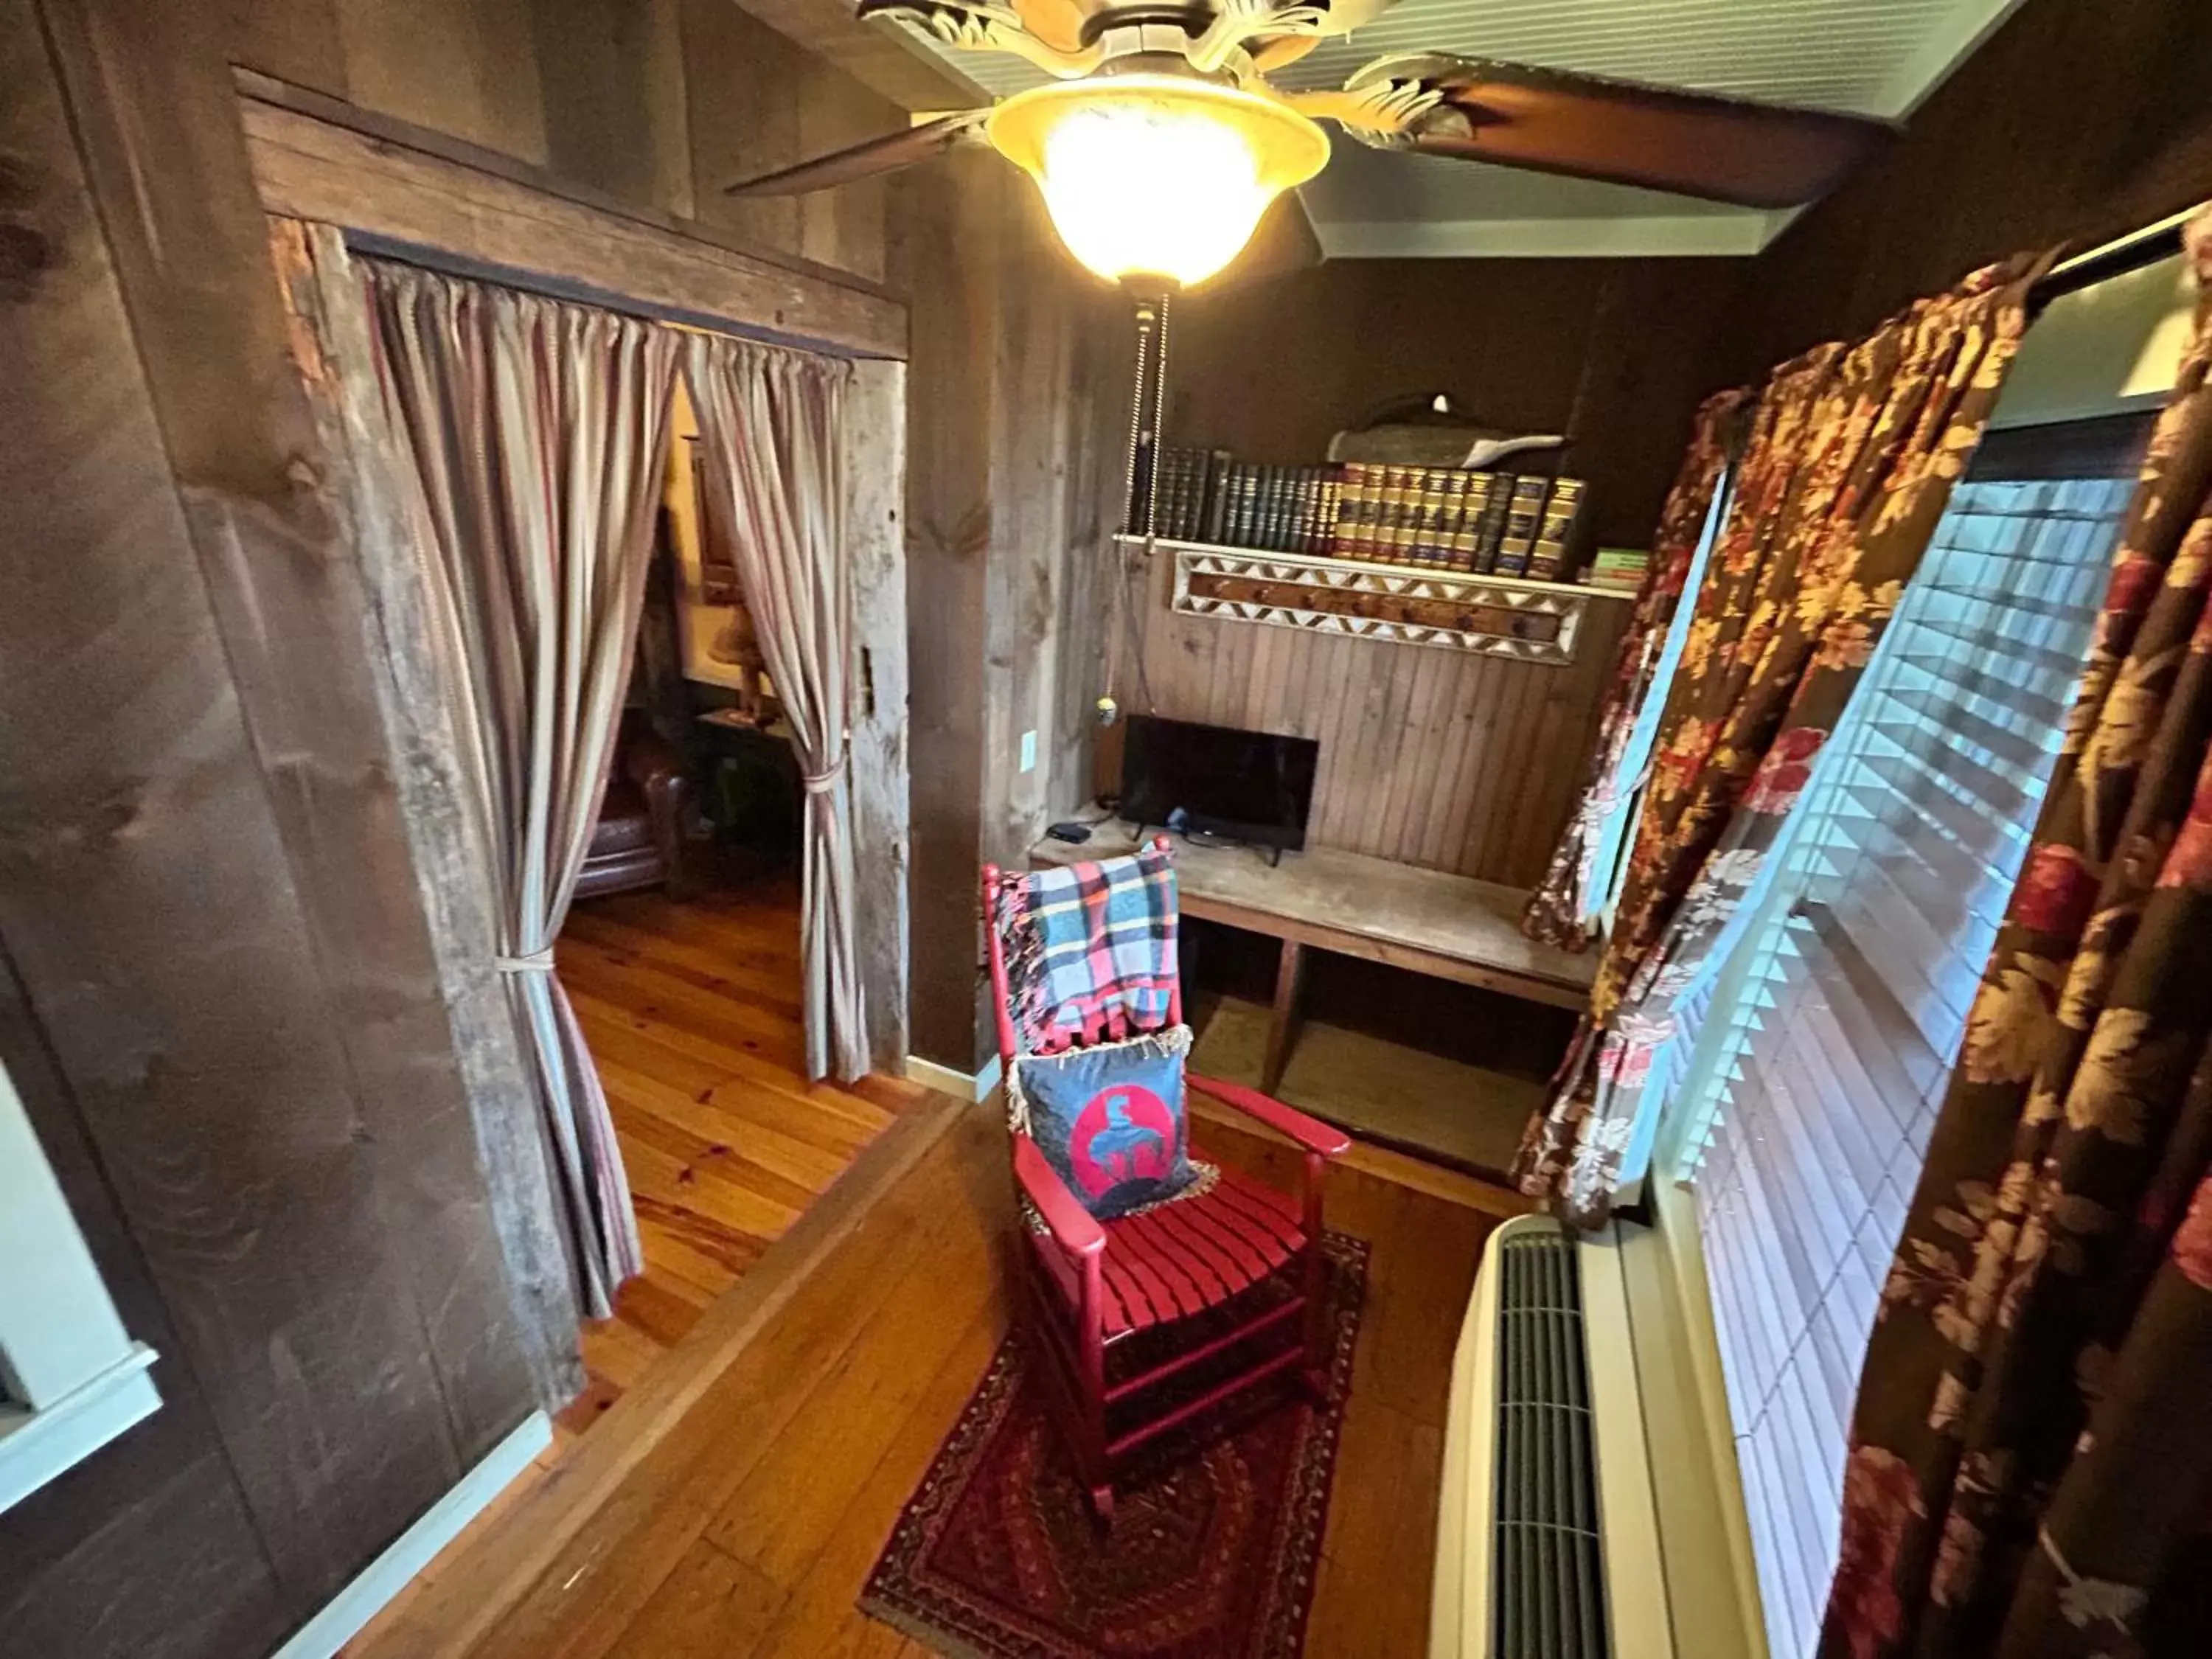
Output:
[{"xmin": 1431, "ymin": 1214, "xmax": 1674, "ymax": 1659}]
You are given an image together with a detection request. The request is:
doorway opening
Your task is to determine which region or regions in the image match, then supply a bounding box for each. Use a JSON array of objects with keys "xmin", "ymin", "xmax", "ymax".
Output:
[{"xmin": 551, "ymin": 381, "xmax": 926, "ymax": 1436}]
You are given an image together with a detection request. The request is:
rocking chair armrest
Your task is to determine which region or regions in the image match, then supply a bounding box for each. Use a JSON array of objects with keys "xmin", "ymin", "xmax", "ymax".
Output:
[
  {"xmin": 1013, "ymin": 1131, "xmax": 1106, "ymax": 1259},
  {"xmin": 1188, "ymin": 1073, "xmax": 1352, "ymax": 1158}
]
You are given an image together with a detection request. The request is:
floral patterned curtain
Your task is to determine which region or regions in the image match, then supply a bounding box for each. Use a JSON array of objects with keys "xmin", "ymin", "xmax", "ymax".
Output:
[
  {"xmin": 1515, "ymin": 254, "xmax": 2053, "ymax": 1224},
  {"xmin": 1522, "ymin": 387, "xmax": 1751, "ymax": 952},
  {"xmin": 1823, "ymin": 209, "xmax": 2212, "ymax": 1659}
]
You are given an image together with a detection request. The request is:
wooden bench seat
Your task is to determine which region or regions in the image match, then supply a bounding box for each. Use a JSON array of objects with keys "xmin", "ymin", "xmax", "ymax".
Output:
[{"xmin": 1029, "ymin": 822, "xmax": 1596, "ymax": 1093}]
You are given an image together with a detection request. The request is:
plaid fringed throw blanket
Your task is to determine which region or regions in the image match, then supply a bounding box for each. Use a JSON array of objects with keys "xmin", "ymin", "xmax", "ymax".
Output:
[{"xmin": 995, "ymin": 842, "xmax": 1180, "ymax": 1052}]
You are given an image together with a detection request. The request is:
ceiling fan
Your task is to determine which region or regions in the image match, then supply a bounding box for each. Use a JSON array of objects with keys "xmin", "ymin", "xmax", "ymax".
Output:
[{"xmin": 724, "ymin": 0, "xmax": 1896, "ymax": 288}]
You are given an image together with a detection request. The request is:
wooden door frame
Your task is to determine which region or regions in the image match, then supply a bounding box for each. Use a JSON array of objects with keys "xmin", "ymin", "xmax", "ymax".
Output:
[{"xmin": 242, "ymin": 79, "xmax": 913, "ymax": 1074}]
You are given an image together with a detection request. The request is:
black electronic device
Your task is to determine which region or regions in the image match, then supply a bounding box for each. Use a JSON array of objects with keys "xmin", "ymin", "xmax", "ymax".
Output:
[{"xmin": 1118, "ymin": 715, "xmax": 1319, "ymax": 855}]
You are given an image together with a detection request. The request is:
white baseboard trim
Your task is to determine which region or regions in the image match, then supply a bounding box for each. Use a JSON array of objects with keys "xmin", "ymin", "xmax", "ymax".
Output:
[
  {"xmin": 0, "ymin": 1344, "xmax": 160, "ymax": 1516},
  {"xmin": 273, "ymin": 1409, "xmax": 552, "ymax": 1659},
  {"xmin": 903, "ymin": 1051, "xmax": 1002, "ymax": 1103}
]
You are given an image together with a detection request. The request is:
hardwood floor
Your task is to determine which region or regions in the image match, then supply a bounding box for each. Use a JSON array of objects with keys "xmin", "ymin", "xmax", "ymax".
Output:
[
  {"xmin": 554, "ymin": 879, "xmax": 933, "ymax": 1439},
  {"xmin": 352, "ymin": 1074, "xmax": 1527, "ymax": 1658},
  {"xmin": 338, "ymin": 876, "xmax": 939, "ymax": 1658}
]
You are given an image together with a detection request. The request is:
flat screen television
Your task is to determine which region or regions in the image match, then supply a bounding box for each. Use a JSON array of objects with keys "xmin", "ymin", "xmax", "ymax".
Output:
[{"xmin": 1119, "ymin": 715, "xmax": 1320, "ymax": 852}]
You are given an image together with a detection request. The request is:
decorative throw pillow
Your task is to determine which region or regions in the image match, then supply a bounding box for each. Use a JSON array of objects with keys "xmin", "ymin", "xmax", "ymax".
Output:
[{"xmin": 1009, "ymin": 1026, "xmax": 1198, "ymax": 1221}]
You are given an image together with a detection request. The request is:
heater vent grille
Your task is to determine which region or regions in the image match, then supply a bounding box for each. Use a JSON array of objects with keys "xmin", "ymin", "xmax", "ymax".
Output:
[{"xmin": 1491, "ymin": 1228, "xmax": 1610, "ymax": 1659}]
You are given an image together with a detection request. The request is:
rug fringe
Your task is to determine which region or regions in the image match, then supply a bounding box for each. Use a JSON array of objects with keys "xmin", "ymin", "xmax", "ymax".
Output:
[{"xmin": 856, "ymin": 1593, "xmax": 994, "ymax": 1659}]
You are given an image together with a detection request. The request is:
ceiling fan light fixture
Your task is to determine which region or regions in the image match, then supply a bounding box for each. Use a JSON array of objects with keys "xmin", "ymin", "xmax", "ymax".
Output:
[{"xmin": 986, "ymin": 75, "xmax": 1328, "ymax": 288}]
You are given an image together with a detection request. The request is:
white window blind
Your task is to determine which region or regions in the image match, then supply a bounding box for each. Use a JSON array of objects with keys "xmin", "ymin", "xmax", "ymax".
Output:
[{"xmin": 1672, "ymin": 425, "xmax": 2146, "ymax": 1659}]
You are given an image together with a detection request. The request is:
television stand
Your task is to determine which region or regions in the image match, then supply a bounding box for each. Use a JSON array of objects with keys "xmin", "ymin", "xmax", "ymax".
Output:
[
  {"xmin": 1028, "ymin": 820, "xmax": 1595, "ymax": 1094},
  {"xmin": 1175, "ymin": 824, "xmax": 1284, "ymax": 867}
]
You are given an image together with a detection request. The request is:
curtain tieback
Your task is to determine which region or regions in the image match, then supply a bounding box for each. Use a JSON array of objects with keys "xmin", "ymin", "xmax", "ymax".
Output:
[
  {"xmin": 496, "ymin": 948, "xmax": 557, "ymax": 974},
  {"xmin": 800, "ymin": 753, "xmax": 847, "ymax": 796}
]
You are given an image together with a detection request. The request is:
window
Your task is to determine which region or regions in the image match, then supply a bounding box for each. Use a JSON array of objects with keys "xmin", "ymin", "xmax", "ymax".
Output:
[
  {"xmin": 1663, "ymin": 419, "xmax": 2149, "ymax": 1659},
  {"xmin": 0, "ymin": 1054, "xmax": 160, "ymax": 1512},
  {"xmin": 1588, "ymin": 478, "xmax": 1734, "ymax": 931}
]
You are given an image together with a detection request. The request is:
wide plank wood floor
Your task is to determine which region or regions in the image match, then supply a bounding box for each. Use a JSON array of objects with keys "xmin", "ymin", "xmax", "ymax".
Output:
[
  {"xmin": 554, "ymin": 878, "xmax": 933, "ymax": 1439},
  {"xmin": 340, "ymin": 876, "xmax": 936, "ymax": 1658},
  {"xmin": 353, "ymin": 1077, "xmax": 1527, "ymax": 1658}
]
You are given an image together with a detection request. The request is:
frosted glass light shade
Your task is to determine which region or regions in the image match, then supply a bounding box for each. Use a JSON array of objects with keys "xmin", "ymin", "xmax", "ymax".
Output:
[{"xmin": 987, "ymin": 77, "xmax": 1329, "ymax": 288}]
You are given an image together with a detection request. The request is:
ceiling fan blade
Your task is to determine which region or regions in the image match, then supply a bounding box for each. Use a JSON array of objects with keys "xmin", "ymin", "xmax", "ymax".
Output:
[
  {"xmin": 1315, "ymin": 0, "xmax": 1404, "ymax": 32},
  {"xmin": 1248, "ymin": 33, "xmax": 1322, "ymax": 74},
  {"xmin": 722, "ymin": 112, "xmax": 986, "ymax": 197},
  {"xmin": 1366, "ymin": 57, "xmax": 1894, "ymax": 209}
]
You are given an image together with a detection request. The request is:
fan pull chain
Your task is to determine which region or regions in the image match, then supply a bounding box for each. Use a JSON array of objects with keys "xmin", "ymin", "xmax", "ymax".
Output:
[
  {"xmin": 1145, "ymin": 289, "xmax": 1172, "ymax": 540},
  {"xmin": 1121, "ymin": 296, "xmax": 1157, "ymax": 534},
  {"xmin": 1107, "ymin": 293, "xmax": 1172, "ymax": 728}
]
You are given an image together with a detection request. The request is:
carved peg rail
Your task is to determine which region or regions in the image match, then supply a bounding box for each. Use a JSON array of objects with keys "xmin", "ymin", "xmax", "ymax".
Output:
[{"xmin": 1121, "ymin": 535, "xmax": 1628, "ymax": 666}]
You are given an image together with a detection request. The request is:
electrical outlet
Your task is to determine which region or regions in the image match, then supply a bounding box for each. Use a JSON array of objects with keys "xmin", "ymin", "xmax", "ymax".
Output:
[{"xmin": 1019, "ymin": 729, "xmax": 1037, "ymax": 774}]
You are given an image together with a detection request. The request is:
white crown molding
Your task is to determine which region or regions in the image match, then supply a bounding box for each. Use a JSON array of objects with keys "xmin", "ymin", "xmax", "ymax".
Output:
[
  {"xmin": 1872, "ymin": 0, "xmax": 2030, "ymax": 116},
  {"xmin": 1312, "ymin": 209, "xmax": 1783, "ymax": 261}
]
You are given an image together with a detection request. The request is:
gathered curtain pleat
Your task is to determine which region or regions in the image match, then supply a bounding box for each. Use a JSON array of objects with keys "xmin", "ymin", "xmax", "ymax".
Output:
[
  {"xmin": 1522, "ymin": 386, "xmax": 1751, "ymax": 952},
  {"xmin": 1822, "ymin": 207, "xmax": 2212, "ymax": 1659},
  {"xmin": 364, "ymin": 257, "xmax": 678, "ymax": 1317},
  {"xmin": 1515, "ymin": 254, "xmax": 2051, "ymax": 1224},
  {"xmin": 681, "ymin": 333, "xmax": 868, "ymax": 1083}
]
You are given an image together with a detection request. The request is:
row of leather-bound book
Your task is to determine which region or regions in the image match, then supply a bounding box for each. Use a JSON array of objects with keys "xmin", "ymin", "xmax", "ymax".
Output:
[{"xmin": 1140, "ymin": 446, "xmax": 1588, "ymax": 581}]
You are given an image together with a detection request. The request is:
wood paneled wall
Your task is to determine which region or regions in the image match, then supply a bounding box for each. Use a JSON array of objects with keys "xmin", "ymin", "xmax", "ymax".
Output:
[
  {"xmin": 893, "ymin": 152, "xmax": 1125, "ymax": 1068},
  {"xmin": 224, "ymin": 0, "xmax": 1096, "ymax": 1078},
  {"xmin": 1165, "ymin": 256, "xmax": 1749, "ymax": 546},
  {"xmin": 1113, "ymin": 558, "xmax": 1632, "ymax": 887},
  {"xmin": 226, "ymin": 0, "xmax": 958, "ymax": 282},
  {"xmin": 678, "ymin": 0, "xmax": 902, "ymax": 282},
  {"xmin": 1099, "ymin": 254, "xmax": 1724, "ymax": 888},
  {"xmin": 0, "ymin": 0, "xmax": 961, "ymax": 1651},
  {"xmin": 1728, "ymin": 0, "xmax": 2212, "ymax": 375},
  {"xmin": 0, "ymin": 1, "xmax": 569, "ymax": 1652}
]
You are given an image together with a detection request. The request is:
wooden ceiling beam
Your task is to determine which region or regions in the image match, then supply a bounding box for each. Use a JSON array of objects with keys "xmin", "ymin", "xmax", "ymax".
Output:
[{"xmin": 721, "ymin": 0, "xmax": 992, "ymax": 112}]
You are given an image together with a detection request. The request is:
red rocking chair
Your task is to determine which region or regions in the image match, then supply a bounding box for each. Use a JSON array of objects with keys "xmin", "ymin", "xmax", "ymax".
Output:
[{"xmin": 983, "ymin": 843, "xmax": 1352, "ymax": 1520}]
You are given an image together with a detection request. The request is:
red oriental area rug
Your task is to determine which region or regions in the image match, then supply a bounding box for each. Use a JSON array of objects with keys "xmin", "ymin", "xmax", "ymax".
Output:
[{"xmin": 858, "ymin": 1233, "xmax": 1368, "ymax": 1659}]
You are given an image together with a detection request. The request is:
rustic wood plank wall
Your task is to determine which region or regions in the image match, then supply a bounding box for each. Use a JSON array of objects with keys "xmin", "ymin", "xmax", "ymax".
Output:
[
  {"xmin": 979, "ymin": 187, "xmax": 1127, "ymax": 890},
  {"xmin": 226, "ymin": 0, "xmax": 973, "ymax": 285},
  {"xmin": 1726, "ymin": 0, "xmax": 2212, "ymax": 375},
  {"xmin": 846, "ymin": 358, "xmax": 916, "ymax": 1071},
  {"xmin": 1165, "ymin": 256, "xmax": 1751, "ymax": 548},
  {"xmin": 236, "ymin": 94, "xmax": 907, "ymax": 358},
  {"xmin": 1, "ymin": 0, "xmax": 936, "ymax": 1650},
  {"xmin": 1094, "ymin": 255, "xmax": 1722, "ymax": 889},
  {"xmin": 891, "ymin": 151, "xmax": 996, "ymax": 1074},
  {"xmin": 0, "ymin": 1, "xmax": 565, "ymax": 1649},
  {"xmin": 1112, "ymin": 558, "xmax": 1632, "ymax": 888},
  {"xmin": 0, "ymin": 956, "xmax": 291, "ymax": 1659},
  {"xmin": 894, "ymin": 152, "xmax": 1127, "ymax": 1069},
  {"xmin": 680, "ymin": 0, "xmax": 901, "ymax": 282},
  {"xmin": 229, "ymin": 0, "xmax": 1029, "ymax": 1079}
]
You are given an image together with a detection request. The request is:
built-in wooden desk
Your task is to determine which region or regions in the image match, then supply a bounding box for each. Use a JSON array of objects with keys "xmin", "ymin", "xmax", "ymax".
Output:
[{"xmin": 1029, "ymin": 822, "xmax": 1596, "ymax": 1093}]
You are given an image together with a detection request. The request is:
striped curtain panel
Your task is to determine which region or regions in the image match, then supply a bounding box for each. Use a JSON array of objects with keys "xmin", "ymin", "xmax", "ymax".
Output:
[
  {"xmin": 366, "ymin": 259, "xmax": 679, "ymax": 1317},
  {"xmin": 683, "ymin": 334, "xmax": 869, "ymax": 1082}
]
